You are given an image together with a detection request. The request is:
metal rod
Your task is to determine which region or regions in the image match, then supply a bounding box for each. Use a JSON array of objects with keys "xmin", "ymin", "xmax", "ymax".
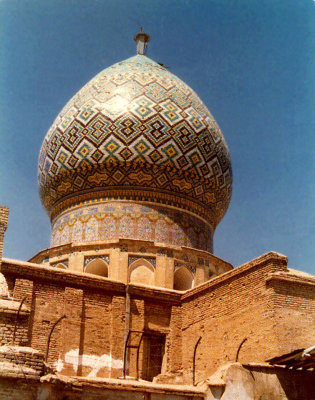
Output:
[
  {"xmin": 45, "ymin": 315, "xmax": 66, "ymax": 362},
  {"xmin": 12, "ymin": 296, "xmax": 27, "ymax": 345},
  {"xmin": 136, "ymin": 333, "xmax": 144, "ymax": 380},
  {"xmin": 193, "ymin": 336, "xmax": 202, "ymax": 386},
  {"xmin": 123, "ymin": 330, "xmax": 131, "ymax": 379},
  {"xmin": 122, "ymin": 285, "xmax": 131, "ymax": 378},
  {"xmin": 235, "ymin": 337, "xmax": 247, "ymax": 362}
]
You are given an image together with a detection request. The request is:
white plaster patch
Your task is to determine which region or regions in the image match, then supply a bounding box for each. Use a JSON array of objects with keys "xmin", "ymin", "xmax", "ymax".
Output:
[
  {"xmin": 55, "ymin": 348, "xmax": 123, "ymax": 377},
  {"xmin": 55, "ymin": 357, "xmax": 64, "ymax": 373}
]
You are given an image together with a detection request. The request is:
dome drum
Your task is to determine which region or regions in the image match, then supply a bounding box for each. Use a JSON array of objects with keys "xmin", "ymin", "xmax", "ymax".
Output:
[{"xmin": 51, "ymin": 201, "xmax": 214, "ymax": 252}]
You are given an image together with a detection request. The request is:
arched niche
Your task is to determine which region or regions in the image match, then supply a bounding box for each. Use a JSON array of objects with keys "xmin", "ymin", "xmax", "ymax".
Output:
[
  {"xmin": 55, "ymin": 263, "xmax": 67, "ymax": 270},
  {"xmin": 129, "ymin": 259, "xmax": 155, "ymax": 286},
  {"xmin": 173, "ymin": 266, "xmax": 194, "ymax": 291},
  {"xmin": 85, "ymin": 258, "xmax": 108, "ymax": 277}
]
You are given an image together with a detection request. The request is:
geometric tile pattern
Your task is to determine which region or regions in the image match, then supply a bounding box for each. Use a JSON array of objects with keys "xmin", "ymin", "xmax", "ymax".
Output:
[
  {"xmin": 50, "ymin": 260, "xmax": 69, "ymax": 269},
  {"xmin": 128, "ymin": 256, "xmax": 156, "ymax": 268},
  {"xmin": 38, "ymin": 55, "xmax": 232, "ymax": 227},
  {"xmin": 84, "ymin": 255, "xmax": 110, "ymax": 268},
  {"xmin": 174, "ymin": 261, "xmax": 196, "ymax": 274},
  {"xmin": 51, "ymin": 201, "xmax": 213, "ymax": 253}
]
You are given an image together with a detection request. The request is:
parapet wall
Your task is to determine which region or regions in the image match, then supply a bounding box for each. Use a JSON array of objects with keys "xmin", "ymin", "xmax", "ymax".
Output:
[
  {"xmin": 179, "ymin": 252, "xmax": 315, "ymax": 383},
  {"xmin": 0, "ymin": 252, "xmax": 314, "ymax": 387},
  {"xmin": 0, "ymin": 258, "xmax": 181, "ymax": 380},
  {"xmin": 266, "ymin": 271, "xmax": 315, "ymax": 354},
  {"xmin": 0, "ymin": 298, "xmax": 30, "ymax": 346},
  {"xmin": 0, "ymin": 207, "xmax": 9, "ymax": 257}
]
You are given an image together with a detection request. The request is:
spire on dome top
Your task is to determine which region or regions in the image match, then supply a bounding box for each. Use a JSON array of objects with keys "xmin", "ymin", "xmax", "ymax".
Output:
[{"xmin": 134, "ymin": 28, "xmax": 150, "ymax": 55}]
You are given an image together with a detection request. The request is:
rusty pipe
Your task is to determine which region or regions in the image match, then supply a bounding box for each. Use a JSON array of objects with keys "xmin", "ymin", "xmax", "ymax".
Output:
[
  {"xmin": 193, "ymin": 336, "xmax": 202, "ymax": 386},
  {"xmin": 45, "ymin": 315, "xmax": 66, "ymax": 362},
  {"xmin": 235, "ymin": 337, "xmax": 247, "ymax": 362},
  {"xmin": 12, "ymin": 296, "xmax": 27, "ymax": 345}
]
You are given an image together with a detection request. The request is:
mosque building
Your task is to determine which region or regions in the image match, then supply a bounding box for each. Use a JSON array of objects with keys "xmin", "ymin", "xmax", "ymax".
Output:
[{"xmin": 0, "ymin": 31, "xmax": 314, "ymax": 400}]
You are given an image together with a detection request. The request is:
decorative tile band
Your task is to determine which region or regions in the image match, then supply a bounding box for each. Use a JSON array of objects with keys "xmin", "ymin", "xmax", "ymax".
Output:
[
  {"xmin": 51, "ymin": 201, "xmax": 213, "ymax": 252},
  {"xmin": 84, "ymin": 255, "xmax": 110, "ymax": 267},
  {"xmin": 174, "ymin": 261, "xmax": 196, "ymax": 274},
  {"xmin": 51, "ymin": 260, "xmax": 69, "ymax": 269},
  {"xmin": 128, "ymin": 255, "xmax": 156, "ymax": 268},
  {"xmin": 48, "ymin": 184, "xmax": 219, "ymax": 227}
]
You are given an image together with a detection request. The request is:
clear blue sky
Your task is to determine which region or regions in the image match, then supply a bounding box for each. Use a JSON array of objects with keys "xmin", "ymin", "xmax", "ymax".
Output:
[{"xmin": 0, "ymin": 0, "xmax": 314, "ymax": 274}]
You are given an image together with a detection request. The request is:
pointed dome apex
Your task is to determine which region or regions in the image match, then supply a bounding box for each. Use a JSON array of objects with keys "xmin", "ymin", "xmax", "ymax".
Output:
[{"xmin": 134, "ymin": 28, "xmax": 150, "ymax": 55}]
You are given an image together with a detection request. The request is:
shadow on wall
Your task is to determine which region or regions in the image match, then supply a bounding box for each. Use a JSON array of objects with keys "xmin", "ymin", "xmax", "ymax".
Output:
[
  {"xmin": 129, "ymin": 259, "xmax": 155, "ymax": 286},
  {"xmin": 85, "ymin": 259, "xmax": 108, "ymax": 277},
  {"xmin": 174, "ymin": 266, "xmax": 194, "ymax": 290}
]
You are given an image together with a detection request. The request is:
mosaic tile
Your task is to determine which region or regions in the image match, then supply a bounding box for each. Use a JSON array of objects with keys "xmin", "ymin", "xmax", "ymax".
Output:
[
  {"xmin": 51, "ymin": 202, "xmax": 213, "ymax": 252},
  {"xmin": 38, "ymin": 55, "xmax": 232, "ymax": 229},
  {"xmin": 72, "ymin": 220, "xmax": 83, "ymax": 243},
  {"xmin": 99, "ymin": 216, "xmax": 116, "ymax": 240}
]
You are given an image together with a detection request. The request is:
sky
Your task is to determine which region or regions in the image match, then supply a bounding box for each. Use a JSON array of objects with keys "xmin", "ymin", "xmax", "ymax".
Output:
[{"xmin": 0, "ymin": 0, "xmax": 314, "ymax": 274}]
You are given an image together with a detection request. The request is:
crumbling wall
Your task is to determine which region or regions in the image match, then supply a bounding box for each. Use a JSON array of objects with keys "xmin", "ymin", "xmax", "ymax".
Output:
[
  {"xmin": 0, "ymin": 299, "xmax": 29, "ymax": 346},
  {"xmin": 204, "ymin": 363, "xmax": 315, "ymax": 400},
  {"xmin": 0, "ymin": 260, "xmax": 180, "ymax": 380}
]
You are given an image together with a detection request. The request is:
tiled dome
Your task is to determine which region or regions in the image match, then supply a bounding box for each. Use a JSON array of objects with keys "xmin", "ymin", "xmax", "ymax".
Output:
[{"xmin": 38, "ymin": 54, "xmax": 232, "ymax": 227}]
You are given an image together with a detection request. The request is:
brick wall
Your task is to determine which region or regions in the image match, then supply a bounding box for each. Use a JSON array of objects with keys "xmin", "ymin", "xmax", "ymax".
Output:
[
  {"xmin": 0, "ymin": 303, "xmax": 29, "ymax": 346},
  {"xmin": 167, "ymin": 304, "xmax": 182, "ymax": 373},
  {"xmin": 267, "ymin": 272, "xmax": 315, "ymax": 355},
  {"xmin": 0, "ymin": 206, "xmax": 9, "ymax": 296},
  {"xmin": 0, "ymin": 206, "xmax": 9, "ymax": 261},
  {"xmin": 79, "ymin": 289, "xmax": 113, "ymax": 377},
  {"xmin": 0, "ymin": 345, "xmax": 44, "ymax": 374},
  {"xmin": 180, "ymin": 252, "xmax": 289, "ymax": 383},
  {"xmin": 1, "ymin": 253, "xmax": 314, "ymax": 386},
  {"xmin": 1, "ymin": 259, "xmax": 180, "ymax": 380}
]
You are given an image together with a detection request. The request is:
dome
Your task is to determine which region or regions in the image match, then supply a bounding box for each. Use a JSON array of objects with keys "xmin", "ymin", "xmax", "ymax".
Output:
[{"xmin": 38, "ymin": 54, "xmax": 232, "ymax": 230}]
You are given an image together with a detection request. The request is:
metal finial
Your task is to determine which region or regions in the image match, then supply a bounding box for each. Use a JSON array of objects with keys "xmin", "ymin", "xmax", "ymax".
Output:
[{"xmin": 134, "ymin": 28, "xmax": 150, "ymax": 55}]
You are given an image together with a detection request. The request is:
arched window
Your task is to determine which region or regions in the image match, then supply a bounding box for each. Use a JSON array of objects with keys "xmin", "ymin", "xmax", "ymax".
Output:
[
  {"xmin": 129, "ymin": 259, "xmax": 155, "ymax": 286},
  {"xmin": 85, "ymin": 258, "xmax": 108, "ymax": 277},
  {"xmin": 173, "ymin": 266, "xmax": 194, "ymax": 291}
]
